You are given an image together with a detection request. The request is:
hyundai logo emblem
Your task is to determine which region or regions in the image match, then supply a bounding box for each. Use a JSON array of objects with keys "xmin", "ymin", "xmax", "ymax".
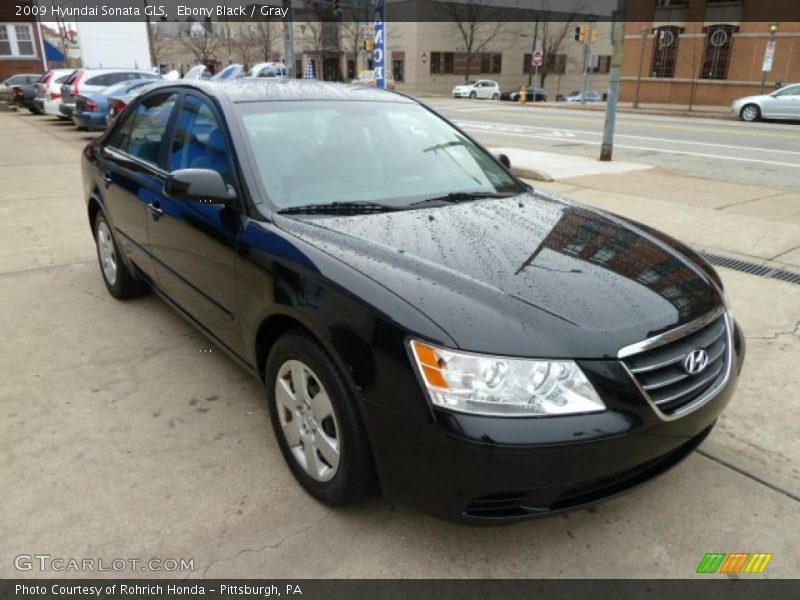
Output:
[{"xmin": 684, "ymin": 349, "xmax": 710, "ymax": 375}]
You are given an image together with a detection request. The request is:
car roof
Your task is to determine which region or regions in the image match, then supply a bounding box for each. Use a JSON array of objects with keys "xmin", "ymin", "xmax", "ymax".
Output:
[{"xmin": 163, "ymin": 79, "xmax": 414, "ymax": 104}]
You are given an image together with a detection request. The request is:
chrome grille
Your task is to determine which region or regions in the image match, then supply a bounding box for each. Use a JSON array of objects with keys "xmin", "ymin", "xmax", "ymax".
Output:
[{"xmin": 620, "ymin": 308, "xmax": 730, "ymax": 417}]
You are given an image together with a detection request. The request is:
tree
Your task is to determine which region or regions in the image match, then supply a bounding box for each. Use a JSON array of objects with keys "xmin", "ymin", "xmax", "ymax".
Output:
[
  {"xmin": 179, "ymin": 20, "xmax": 222, "ymax": 64},
  {"xmin": 148, "ymin": 22, "xmax": 170, "ymax": 67},
  {"xmin": 535, "ymin": 0, "xmax": 593, "ymax": 89},
  {"xmin": 340, "ymin": 5, "xmax": 374, "ymax": 78},
  {"xmin": 435, "ymin": 0, "xmax": 513, "ymax": 82},
  {"xmin": 252, "ymin": 21, "xmax": 279, "ymax": 63}
]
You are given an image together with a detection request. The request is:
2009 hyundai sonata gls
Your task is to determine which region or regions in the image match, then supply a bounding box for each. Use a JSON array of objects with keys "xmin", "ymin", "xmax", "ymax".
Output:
[{"xmin": 82, "ymin": 80, "xmax": 744, "ymax": 523}]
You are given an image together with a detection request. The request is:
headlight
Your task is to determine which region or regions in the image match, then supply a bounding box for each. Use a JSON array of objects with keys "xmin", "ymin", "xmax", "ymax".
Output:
[{"xmin": 409, "ymin": 340, "xmax": 606, "ymax": 417}]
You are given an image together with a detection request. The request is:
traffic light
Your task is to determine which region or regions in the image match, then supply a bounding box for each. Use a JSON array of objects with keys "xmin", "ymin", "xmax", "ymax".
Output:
[
  {"xmin": 575, "ymin": 25, "xmax": 589, "ymax": 43},
  {"xmin": 332, "ymin": 0, "xmax": 341, "ymax": 16},
  {"xmin": 365, "ymin": 39, "xmax": 375, "ymax": 52},
  {"xmin": 592, "ymin": 28, "xmax": 598, "ymax": 43},
  {"xmin": 574, "ymin": 26, "xmax": 581, "ymax": 41}
]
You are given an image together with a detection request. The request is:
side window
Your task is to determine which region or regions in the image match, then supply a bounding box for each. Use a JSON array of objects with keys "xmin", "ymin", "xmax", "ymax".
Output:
[
  {"xmin": 169, "ymin": 95, "xmax": 232, "ymax": 183},
  {"xmin": 121, "ymin": 93, "xmax": 178, "ymax": 165}
]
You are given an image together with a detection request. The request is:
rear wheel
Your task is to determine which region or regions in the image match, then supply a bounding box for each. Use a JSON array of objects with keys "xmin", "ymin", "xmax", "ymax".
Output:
[
  {"xmin": 740, "ymin": 104, "xmax": 760, "ymax": 122},
  {"xmin": 266, "ymin": 331, "xmax": 375, "ymax": 506},
  {"xmin": 93, "ymin": 212, "xmax": 147, "ymax": 299}
]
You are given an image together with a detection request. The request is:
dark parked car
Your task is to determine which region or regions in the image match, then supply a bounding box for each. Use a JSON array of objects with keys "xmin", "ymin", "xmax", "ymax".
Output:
[
  {"xmin": 73, "ymin": 79, "xmax": 161, "ymax": 131},
  {"xmin": 500, "ymin": 86, "xmax": 547, "ymax": 102},
  {"xmin": 10, "ymin": 82, "xmax": 42, "ymax": 114},
  {"xmin": 82, "ymin": 80, "xmax": 744, "ymax": 523},
  {"xmin": 0, "ymin": 72, "xmax": 40, "ymax": 103}
]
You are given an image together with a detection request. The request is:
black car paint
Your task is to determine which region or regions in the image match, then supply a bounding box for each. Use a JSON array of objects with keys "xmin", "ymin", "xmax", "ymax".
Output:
[{"xmin": 82, "ymin": 81, "xmax": 742, "ymax": 523}]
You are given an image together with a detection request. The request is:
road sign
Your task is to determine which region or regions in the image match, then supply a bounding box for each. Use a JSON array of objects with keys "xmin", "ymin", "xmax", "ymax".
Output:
[
  {"xmin": 762, "ymin": 39, "xmax": 776, "ymax": 72},
  {"xmin": 420, "ymin": 51, "xmax": 428, "ymax": 65},
  {"xmin": 532, "ymin": 50, "xmax": 543, "ymax": 67},
  {"xmin": 374, "ymin": 0, "xmax": 387, "ymax": 90}
]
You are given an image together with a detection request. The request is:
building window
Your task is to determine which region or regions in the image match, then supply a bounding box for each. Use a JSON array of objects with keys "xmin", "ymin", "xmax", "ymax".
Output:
[
  {"xmin": 491, "ymin": 53, "xmax": 502, "ymax": 74},
  {"xmin": 591, "ymin": 55, "xmax": 611, "ymax": 74},
  {"xmin": 655, "ymin": 0, "xmax": 688, "ymax": 7},
  {"xmin": 0, "ymin": 24, "xmax": 37, "ymax": 57},
  {"xmin": 443, "ymin": 52, "xmax": 454, "ymax": 74},
  {"xmin": 393, "ymin": 59, "xmax": 404, "ymax": 82},
  {"xmin": 524, "ymin": 53, "xmax": 565, "ymax": 75},
  {"xmin": 295, "ymin": 59, "xmax": 303, "ymax": 79},
  {"xmin": 430, "ymin": 52, "xmax": 441, "ymax": 74},
  {"xmin": 701, "ymin": 24, "xmax": 737, "ymax": 80},
  {"xmin": 481, "ymin": 53, "xmax": 491, "ymax": 73},
  {"xmin": 651, "ymin": 26, "xmax": 681, "ymax": 77}
]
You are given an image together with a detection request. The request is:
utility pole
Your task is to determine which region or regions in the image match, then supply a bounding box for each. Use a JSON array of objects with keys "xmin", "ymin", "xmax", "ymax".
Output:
[
  {"xmin": 283, "ymin": 0, "xmax": 295, "ymax": 78},
  {"xmin": 528, "ymin": 14, "xmax": 540, "ymax": 88},
  {"xmin": 600, "ymin": 1, "xmax": 626, "ymax": 161},
  {"xmin": 632, "ymin": 27, "xmax": 647, "ymax": 109}
]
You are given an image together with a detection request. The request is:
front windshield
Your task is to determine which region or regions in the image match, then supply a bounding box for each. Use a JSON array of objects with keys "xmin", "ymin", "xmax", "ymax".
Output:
[{"xmin": 239, "ymin": 101, "xmax": 523, "ymax": 209}]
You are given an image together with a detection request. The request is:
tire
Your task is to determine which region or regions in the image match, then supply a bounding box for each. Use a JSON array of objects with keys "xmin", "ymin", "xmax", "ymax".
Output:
[
  {"xmin": 266, "ymin": 331, "xmax": 375, "ymax": 506},
  {"xmin": 93, "ymin": 212, "xmax": 147, "ymax": 299},
  {"xmin": 28, "ymin": 106, "xmax": 43, "ymax": 116},
  {"xmin": 492, "ymin": 93, "xmax": 499, "ymax": 100},
  {"xmin": 469, "ymin": 91, "xmax": 476, "ymax": 99},
  {"xmin": 740, "ymin": 104, "xmax": 760, "ymax": 122}
]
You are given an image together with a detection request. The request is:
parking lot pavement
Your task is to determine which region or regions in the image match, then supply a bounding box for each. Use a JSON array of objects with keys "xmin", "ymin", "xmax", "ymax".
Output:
[{"xmin": 2, "ymin": 111, "xmax": 799, "ymax": 578}]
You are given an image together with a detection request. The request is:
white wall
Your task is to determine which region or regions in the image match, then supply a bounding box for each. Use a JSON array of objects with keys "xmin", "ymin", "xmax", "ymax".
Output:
[{"xmin": 75, "ymin": 22, "xmax": 151, "ymax": 69}]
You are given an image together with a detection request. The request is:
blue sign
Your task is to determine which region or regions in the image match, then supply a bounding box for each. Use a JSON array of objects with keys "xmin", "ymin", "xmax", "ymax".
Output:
[{"xmin": 374, "ymin": 0, "xmax": 387, "ymax": 89}]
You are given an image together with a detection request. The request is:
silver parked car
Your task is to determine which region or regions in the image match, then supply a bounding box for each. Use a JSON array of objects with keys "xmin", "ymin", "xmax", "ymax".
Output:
[{"xmin": 732, "ymin": 83, "xmax": 800, "ymax": 122}]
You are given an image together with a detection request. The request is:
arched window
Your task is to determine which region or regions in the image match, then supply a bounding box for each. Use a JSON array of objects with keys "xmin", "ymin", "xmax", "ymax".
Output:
[
  {"xmin": 701, "ymin": 24, "xmax": 737, "ymax": 80},
  {"xmin": 651, "ymin": 26, "xmax": 682, "ymax": 78}
]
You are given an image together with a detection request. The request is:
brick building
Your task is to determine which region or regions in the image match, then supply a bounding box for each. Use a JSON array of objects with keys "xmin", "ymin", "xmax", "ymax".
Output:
[
  {"xmin": 621, "ymin": 0, "xmax": 800, "ymax": 107},
  {"xmin": 0, "ymin": 1, "xmax": 46, "ymax": 80}
]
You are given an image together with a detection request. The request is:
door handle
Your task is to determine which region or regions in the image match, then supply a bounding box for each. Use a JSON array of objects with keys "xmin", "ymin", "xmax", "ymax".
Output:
[
  {"xmin": 147, "ymin": 202, "xmax": 164, "ymax": 219},
  {"xmin": 102, "ymin": 172, "xmax": 113, "ymax": 187}
]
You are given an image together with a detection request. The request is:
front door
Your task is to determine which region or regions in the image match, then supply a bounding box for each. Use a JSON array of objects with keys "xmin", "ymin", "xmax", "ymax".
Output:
[
  {"xmin": 98, "ymin": 91, "xmax": 180, "ymax": 281},
  {"xmin": 147, "ymin": 93, "xmax": 244, "ymax": 356}
]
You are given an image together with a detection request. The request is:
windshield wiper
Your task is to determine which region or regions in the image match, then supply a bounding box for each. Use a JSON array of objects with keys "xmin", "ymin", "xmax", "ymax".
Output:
[
  {"xmin": 409, "ymin": 191, "xmax": 517, "ymax": 207},
  {"xmin": 277, "ymin": 201, "xmax": 400, "ymax": 215}
]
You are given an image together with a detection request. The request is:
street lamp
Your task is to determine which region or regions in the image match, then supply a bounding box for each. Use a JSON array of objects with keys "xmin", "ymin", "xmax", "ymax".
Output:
[{"xmin": 759, "ymin": 22, "xmax": 779, "ymax": 94}]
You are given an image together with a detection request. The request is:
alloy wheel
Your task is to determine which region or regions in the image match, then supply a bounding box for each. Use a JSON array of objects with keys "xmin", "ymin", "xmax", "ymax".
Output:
[
  {"xmin": 275, "ymin": 360, "xmax": 341, "ymax": 482},
  {"xmin": 96, "ymin": 221, "xmax": 118, "ymax": 286},
  {"xmin": 741, "ymin": 105, "xmax": 759, "ymax": 121}
]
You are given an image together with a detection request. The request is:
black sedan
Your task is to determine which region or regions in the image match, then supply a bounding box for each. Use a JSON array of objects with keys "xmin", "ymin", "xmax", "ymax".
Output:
[
  {"xmin": 10, "ymin": 82, "xmax": 42, "ymax": 114},
  {"xmin": 81, "ymin": 80, "xmax": 744, "ymax": 523},
  {"xmin": 500, "ymin": 86, "xmax": 547, "ymax": 102}
]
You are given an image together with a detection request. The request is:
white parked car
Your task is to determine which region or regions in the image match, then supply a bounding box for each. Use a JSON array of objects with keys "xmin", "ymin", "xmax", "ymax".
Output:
[
  {"xmin": 452, "ymin": 80, "xmax": 500, "ymax": 100},
  {"xmin": 251, "ymin": 62, "xmax": 288, "ymax": 78},
  {"xmin": 351, "ymin": 69, "xmax": 398, "ymax": 90},
  {"xmin": 33, "ymin": 69, "xmax": 75, "ymax": 117},
  {"xmin": 562, "ymin": 90, "xmax": 602, "ymax": 103},
  {"xmin": 731, "ymin": 83, "xmax": 800, "ymax": 122}
]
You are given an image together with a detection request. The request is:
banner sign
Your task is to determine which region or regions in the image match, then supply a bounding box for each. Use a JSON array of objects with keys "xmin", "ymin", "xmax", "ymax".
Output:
[{"xmin": 374, "ymin": 0, "xmax": 387, "ymax": 90}]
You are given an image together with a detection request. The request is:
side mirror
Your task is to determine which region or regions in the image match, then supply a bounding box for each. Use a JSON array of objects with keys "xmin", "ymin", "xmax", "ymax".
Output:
[
  {"xmin": 494, "ymin": 153, "xmax": 511, "ymax": 170},
  {"xmin": 164, "ymin": 169, "xmax": 236, "ymax": 205}
]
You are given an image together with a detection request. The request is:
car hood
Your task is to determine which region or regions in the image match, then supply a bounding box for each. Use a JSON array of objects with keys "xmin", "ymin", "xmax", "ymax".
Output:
[
  {"xmin": 453, "ymin": 85, "xmax": 474, "ymax": 91},
  {"xmin": 274, "ymin": 191, "xmax": 722, "ymax": 358}
]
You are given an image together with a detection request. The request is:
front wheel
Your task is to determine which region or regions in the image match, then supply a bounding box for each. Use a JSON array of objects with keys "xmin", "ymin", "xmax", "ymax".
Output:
[
  {"xmin": 469, "ymin": 91, "xmax": 477, "ymax": 99},
  {"xmin": 492, "ymin": 93, "xmax": 499, "ymax": 100},
  {"xmin": 740, "ymin": 104, "xmax": 761, "ymax": 122},
  {"xmin": 266, "ymin": 331, "xmax": 375, "ymax": 506}
]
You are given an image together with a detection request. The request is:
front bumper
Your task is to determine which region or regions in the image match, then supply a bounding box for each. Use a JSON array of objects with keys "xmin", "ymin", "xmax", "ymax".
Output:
[{"xmin": 362, "ymin": 320, "xmax": 744, "ymax": 523}]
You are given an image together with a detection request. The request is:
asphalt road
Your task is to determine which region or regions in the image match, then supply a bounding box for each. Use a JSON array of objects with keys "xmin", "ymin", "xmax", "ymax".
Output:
[{"xmin": 424, "ymin": 99, "xmax": 800, "ymax": 190}]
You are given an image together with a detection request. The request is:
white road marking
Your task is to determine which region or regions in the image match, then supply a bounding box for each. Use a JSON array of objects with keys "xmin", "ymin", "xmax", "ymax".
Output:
[
  {"xmin": 455, "ymin": 119, "xmax": 800, "ymax": 157},
  {"xmin": 457, "ymin": 124, "xmax": 800, "ymax": 170}
]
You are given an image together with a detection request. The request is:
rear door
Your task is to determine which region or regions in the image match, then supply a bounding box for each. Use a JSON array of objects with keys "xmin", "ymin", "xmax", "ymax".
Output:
[
  {"xmin": 146, "ymin": 93, "xmax": 243, "ymax": 355},
  {"xmin": 98, "ymin": 91, "xmax": 179, "ymax": 281}
]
